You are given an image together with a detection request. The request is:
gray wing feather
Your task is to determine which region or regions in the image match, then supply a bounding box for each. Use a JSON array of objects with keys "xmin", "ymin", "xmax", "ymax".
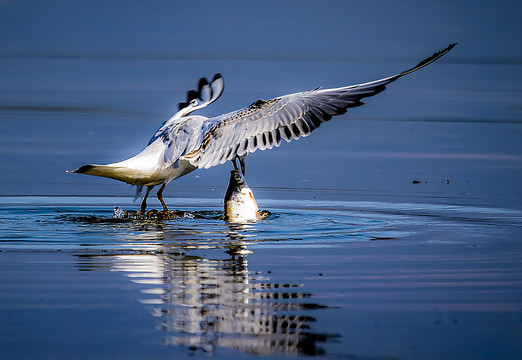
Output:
[{"xmin": 183, "ymin": 74, "xmax": 395, "ymax": 169}]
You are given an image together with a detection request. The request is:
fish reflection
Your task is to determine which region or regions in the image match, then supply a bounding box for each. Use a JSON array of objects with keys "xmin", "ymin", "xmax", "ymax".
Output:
[{"xmin": 77, "ymin": 226, "xmax": 337, "ymax": 356}]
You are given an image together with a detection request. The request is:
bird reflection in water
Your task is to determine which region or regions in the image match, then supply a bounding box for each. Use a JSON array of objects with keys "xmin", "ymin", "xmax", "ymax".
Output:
[{"xmin": 79, "ymin": 224, "xmax": 337, "ymax": 356}]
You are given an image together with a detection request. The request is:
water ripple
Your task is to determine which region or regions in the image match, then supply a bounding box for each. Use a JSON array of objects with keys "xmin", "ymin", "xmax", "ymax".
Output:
[{"xmin": 1, "ymin": 196, "xmax": 520, "ymax": 252}]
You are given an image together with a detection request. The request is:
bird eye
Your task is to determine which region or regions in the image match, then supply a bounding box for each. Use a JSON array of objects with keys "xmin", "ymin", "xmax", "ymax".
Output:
[{"xmin": 234, "ymin": 175, "xmax": 241, "ymax": 181}]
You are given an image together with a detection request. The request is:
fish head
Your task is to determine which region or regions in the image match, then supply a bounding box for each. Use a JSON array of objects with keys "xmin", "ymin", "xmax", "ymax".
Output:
[
  {"xmin": 224, "ymin": 169, "xmax": 259, "ymax": 223},
  {"xmin": 228, "ymin": 169, "xmax": 247, "ymax": 189}
]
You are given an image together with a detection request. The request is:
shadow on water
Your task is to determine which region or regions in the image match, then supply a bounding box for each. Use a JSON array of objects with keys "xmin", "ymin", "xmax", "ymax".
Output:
[{"xmin": 74, "ymin": 225, "xmax": 338, "ymax": 356}]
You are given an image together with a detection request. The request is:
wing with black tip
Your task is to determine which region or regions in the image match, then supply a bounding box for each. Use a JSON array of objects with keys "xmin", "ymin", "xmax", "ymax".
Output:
[
  {"xmin": 148, "ymin": 74, "xmax": 224, "ymax": 146},
  {"xmin": 183, "ymin": 43, "xmax": 457, "ymax": 169},
  {"xmin": 177, "ymin": 73, "xmax": 224, "ymax": 112}
]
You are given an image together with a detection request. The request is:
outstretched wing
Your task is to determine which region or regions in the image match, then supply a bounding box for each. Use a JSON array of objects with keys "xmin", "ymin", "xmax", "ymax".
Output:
[
  {"xmin": 177, "ymin": 73, "xmax": 224, "ymax": 113},
  {"xmin": 184, "ymin": 43, "xmax": 457, "ymax": 169},
  {"xmin": 148, "ymin": 74, "xmax": 224, "ymax": 146}
]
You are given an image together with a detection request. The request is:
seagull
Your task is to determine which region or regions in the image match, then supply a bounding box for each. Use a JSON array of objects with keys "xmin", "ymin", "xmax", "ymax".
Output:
[{"xmin": 70, "ymin": 43, "xmax": 457, "ymax": 212}]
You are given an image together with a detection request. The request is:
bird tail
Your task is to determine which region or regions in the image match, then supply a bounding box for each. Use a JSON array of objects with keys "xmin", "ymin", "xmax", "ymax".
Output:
[{"xmin": 67, "ymin": 164, "xmax": 138, "ymax": 184}]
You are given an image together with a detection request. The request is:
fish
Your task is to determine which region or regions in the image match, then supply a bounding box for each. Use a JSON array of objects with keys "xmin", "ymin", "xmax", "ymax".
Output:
[
  {"xmin": 67, "ymin": 44, "xmax": 457, "ymax": 213},
  {"xmin": 224, "ymin": 169, "xmax": 260, "ymax": 223}
]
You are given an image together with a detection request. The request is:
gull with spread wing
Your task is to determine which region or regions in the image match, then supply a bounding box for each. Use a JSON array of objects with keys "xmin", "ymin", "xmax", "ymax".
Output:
[{"xmin": 70, "ymin": 43, "xmax": 457, "ymax": 212}]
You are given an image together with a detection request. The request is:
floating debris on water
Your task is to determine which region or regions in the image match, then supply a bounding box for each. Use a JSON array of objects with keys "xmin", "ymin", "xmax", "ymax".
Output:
[
  {"xmin": 112, "ymin": 206, "xmax": 271, "ymax": 221},
  {"xmin": 412, "ymin": 179, "xmax": 451, "ymax": 185},
  {"xmin": 113, "ymin": 207, "xmax": 209, "ymax": 220}
]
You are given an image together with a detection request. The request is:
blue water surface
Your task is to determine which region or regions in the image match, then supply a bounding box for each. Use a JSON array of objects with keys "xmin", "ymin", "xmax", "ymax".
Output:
[{"xmin": 1, "ymin": 1, "xmax": 522, "ymax": 359}]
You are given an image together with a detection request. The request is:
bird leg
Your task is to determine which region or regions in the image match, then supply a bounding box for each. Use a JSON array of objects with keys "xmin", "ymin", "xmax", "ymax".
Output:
[
  {"xmin": 157, "ymin": 183, "xmax": 168, "ymax": 212},
  {"xmin": 141, "ymin": 186, "xmax": 153, "ymax": 213}
]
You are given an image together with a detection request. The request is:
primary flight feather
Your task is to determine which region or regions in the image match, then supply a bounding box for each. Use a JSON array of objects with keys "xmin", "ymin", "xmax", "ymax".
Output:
[{"xmin": 70, "ymin": 43, "xmax": 457, "ymax": 212}]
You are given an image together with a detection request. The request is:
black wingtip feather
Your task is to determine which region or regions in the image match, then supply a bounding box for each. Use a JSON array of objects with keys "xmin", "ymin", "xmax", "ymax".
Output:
[
  {"xmin": 179, "ymin": 73, "xmax": 225, "ymax": 111},
  {"xmin": 198, "ymin": 77, "xmax": 209, "ymax": 93},
  {"xmin": 187, "ymin": 90, "xmax": 199, "ymax": 102},
  {"xmin": 400, "ymin": 43, "xmax": 457, "ymax": 77}
]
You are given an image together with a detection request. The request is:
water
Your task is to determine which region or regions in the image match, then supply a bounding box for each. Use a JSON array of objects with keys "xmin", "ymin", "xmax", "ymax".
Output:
[
  {"xmin": 1, "ymin": 1, "xmax": 522, "ymax": 359},
  {"xmin": 2, "ymin": 65, "xmax": 522, "ymax": 359},
  {"xmin": 1, "ymin": 194, "xmax": 522, "ymax": 359}
]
